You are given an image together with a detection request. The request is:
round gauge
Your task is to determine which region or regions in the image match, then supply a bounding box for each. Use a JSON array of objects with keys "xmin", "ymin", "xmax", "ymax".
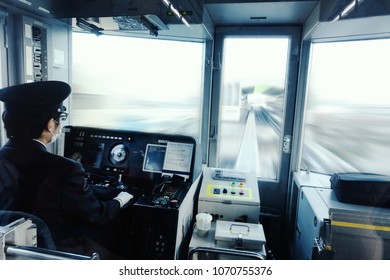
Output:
[
  {"xmin": 109, "ymin": 144, "xmax": 128, "ymax": 165},
  {"xmin": 70, "ymin": 152, "xmax": 82, "ymax": 162}
]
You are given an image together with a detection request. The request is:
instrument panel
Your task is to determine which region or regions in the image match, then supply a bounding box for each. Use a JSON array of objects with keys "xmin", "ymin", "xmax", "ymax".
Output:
[{"xmin": 63, "ymin": 126, "xmax": 201, "ymax": 195}]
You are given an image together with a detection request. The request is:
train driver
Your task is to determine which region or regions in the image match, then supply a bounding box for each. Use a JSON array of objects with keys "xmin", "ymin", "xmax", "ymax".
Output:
[{"xmin": 0, "ymin": 81, "xmax": 132, "ymax": 258}]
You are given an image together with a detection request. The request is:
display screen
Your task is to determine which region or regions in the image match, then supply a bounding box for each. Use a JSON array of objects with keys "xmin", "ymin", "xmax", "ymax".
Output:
[
  {"xmin": 162, "ymin": 142, "xmax": 193, "ymax": 175},
  {"xmin": 142, "ymin": 144, "xmax": 167, "ymax": 173}
]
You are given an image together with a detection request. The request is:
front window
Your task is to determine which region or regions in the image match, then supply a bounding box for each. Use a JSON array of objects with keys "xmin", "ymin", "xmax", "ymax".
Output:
[{"xmin": 71, "ymin": 32, "xmax": 204, "ymax": 141}]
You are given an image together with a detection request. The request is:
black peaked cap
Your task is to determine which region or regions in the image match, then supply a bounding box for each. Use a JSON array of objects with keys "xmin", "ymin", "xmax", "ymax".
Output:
[{"xmin": 0, "ymin": 81, "xmax": 71, "ymax": 113}]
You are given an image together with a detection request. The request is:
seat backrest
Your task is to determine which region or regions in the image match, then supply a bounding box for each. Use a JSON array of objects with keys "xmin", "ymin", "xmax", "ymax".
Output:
[
  {"xmin": 0, "ymin": 154, "xmax": 21, "ymax": 211},
  {"xmin": 0, "ymin": 156, "xmax": 56, "ymax": 250},
  {"xmin": 0, "ymin": 210, "xmax": 56, "ymax": 250}
]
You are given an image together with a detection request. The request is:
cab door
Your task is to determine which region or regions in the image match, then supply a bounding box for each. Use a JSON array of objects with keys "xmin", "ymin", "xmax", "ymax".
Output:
[{"xmin": 208, "ymin": 26, "xmax": 301, "ymax": 256}]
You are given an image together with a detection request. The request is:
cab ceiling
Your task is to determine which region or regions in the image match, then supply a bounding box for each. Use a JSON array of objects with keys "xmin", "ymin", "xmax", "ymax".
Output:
[
  {"xmin": 0, "ymin": 0, "xmax": 321, "ymax": 40},
  {"xmin": 0, "ymin": 0, "xmax": 319, "ymax": 26},
  {"xmin": 205, "ymin": 1, "xmax": 319, "ymax": 25}
]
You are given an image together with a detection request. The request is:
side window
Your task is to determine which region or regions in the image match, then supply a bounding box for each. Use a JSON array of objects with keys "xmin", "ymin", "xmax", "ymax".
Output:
[
  {"xmin": 71, "ymin": 32, "xmax": 204, "ymax": 141},
  {"xmin": 301, "ymin": 38, "xmax": 390, "ymax": 175}
]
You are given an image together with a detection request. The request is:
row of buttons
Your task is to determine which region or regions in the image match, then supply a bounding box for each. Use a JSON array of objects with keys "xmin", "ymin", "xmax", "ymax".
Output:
[
  {"xmin": 225, "ymin": 188, "xmax": 245, "ymax": 195},
  {"xmin": 231, "ymin": 181, "xmax": 245, "ymax": 187},
  {"xmin": 213, "ymin": 187, "xmax": 245, "ymax": 196},
  {"xmin": 90, "ymin": 134, "xmax": 123, "ymax": 140}
]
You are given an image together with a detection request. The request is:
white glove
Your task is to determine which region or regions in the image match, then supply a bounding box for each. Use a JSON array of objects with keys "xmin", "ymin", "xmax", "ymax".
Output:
[{"xmin": 114, "ymin": 192, "xmax": 133, "ymax": 208}]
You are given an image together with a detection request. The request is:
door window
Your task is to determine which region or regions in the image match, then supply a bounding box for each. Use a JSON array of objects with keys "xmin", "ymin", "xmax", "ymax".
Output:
[{"xmin": 217, "ymin": 37, "xmax": 290, "ymax": 180}]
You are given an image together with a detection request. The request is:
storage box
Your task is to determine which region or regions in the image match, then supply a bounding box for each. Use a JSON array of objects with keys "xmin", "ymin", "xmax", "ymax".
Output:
[{"xmin": 215, "ymin": 220, "xmax": 266, "ymax": 251}]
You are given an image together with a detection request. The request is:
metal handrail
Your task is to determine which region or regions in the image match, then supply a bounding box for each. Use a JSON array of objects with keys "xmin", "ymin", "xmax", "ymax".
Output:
[
  {"xmin": 6, "ymin": 246, "xmax": 100, "ymax": 260},
  {"xmin": 189, "ymin": 246, "xmax": 265, "ymax": 260}
]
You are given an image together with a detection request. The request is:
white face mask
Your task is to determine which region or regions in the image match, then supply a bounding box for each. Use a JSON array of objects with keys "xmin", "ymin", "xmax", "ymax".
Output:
[
  {"xmin": 49, "ymin": 130, "xmax": 60, "ymax": 144},
  {"xmin": 48, "ymin": 120, "xmax": 61, "ymax": 144}
]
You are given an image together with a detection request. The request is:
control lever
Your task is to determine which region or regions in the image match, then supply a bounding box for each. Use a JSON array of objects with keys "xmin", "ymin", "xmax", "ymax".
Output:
[{"xmin": 115, "ymin": 174, "xmax": 128, "ymax": 190}]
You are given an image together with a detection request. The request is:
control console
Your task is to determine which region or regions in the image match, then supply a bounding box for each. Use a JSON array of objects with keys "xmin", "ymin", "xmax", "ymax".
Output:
[{"xmin": 62, "ymin": 126, "xmax": 201, "ymax": 259}]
